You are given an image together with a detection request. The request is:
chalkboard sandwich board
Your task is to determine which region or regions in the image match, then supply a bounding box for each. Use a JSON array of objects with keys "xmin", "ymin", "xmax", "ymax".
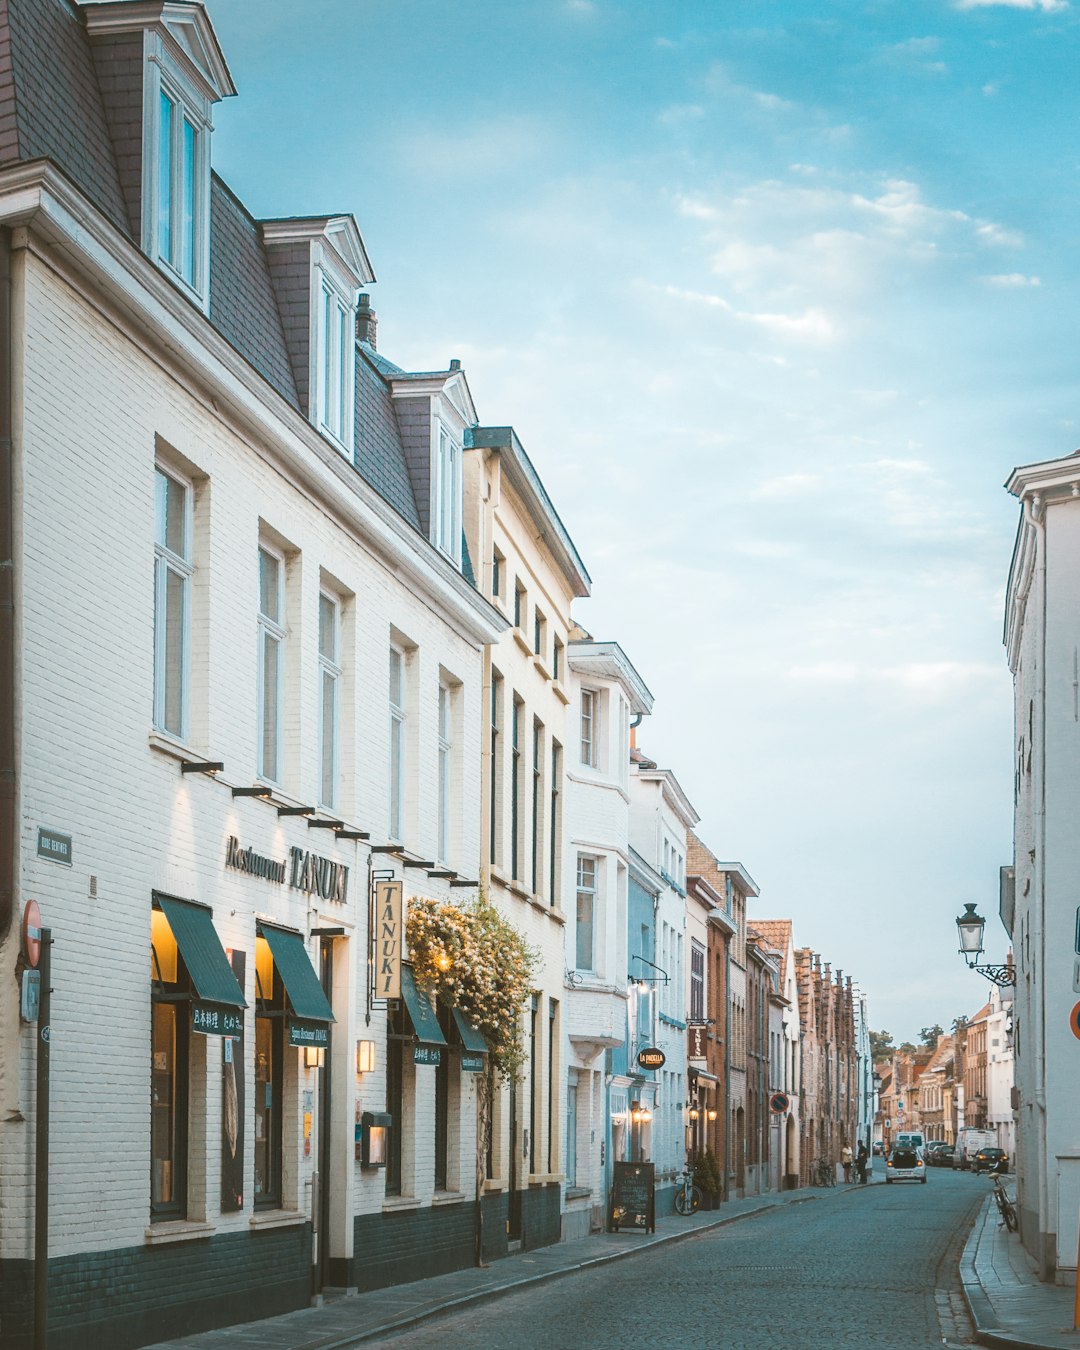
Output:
[{"xmin": 608, "ymin": 1160, "xmax": 655, "ymax": 1233}]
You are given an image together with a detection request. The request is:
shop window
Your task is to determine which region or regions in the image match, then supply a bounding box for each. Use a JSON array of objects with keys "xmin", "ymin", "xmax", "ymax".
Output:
[
  {"xmin": 150, "ymin": 908, "xmax": 189, "ymax": 1220},
  {"xmin": 253, "ymin": 935, "xmax": 284, "ymax": 1209}
]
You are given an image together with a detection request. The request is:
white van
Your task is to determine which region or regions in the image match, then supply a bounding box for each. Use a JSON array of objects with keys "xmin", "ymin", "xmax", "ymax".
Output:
[
  {"xmin": 953, "ymin": 1127, "xmax": 996, "ymax": 1171},
  {"xmin": 895, "ymin": 1131, "xmax": 925, "ymax": 1158}
]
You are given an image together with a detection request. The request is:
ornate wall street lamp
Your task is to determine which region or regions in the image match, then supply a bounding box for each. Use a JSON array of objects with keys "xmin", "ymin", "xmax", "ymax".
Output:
[{"xmin": 955, "ymin": 903, "xmax": 1015, "ymax": 986}]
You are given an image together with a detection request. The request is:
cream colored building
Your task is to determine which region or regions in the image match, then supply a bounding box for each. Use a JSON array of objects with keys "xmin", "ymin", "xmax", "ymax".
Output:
[{"xmin": 463, "ymin": 425, "xmax": 590, "ymax": 1251}]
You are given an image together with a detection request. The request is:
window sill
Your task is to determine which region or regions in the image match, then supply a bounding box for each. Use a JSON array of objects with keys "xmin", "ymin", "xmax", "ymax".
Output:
[
  {"xmin": 144, "ymin": 1219, "xmax": 216, "ymax": 1245},
  {"xmin": 382, "ymin": 1195, "xmax": 423, "ymax": 1213},
  {"xmin": 249, "ymin": 1209, "xmax": 307, "ymax": 1230},
  {"xmin": 532, "ymin": 655, "xmax": 552, "ymax": 681},
  {"xmin": 432, "ymin": 1190, "xmax": 466, "ymax": 1207},
  {"xmin": 527, "ymin": 1173, "xmax": 562, "ymax": 1186},
  {"xmin": 552, "ymin": 679, "xmax": 570, "ymax": 706},
  {"xmin": 512, "ymin": 627, "xmax": 533, "ymax": 656},
  {"xmin": 565, "ymin": 1186, "xmax": 591, "ymax": 1201},
  {"xmin": 482, "ymin": 1179, "xmax": 505, "ymax": 1193},
  {"xmin": 149, "ymin": 730, "xmax": 202, "ymax": 763}
]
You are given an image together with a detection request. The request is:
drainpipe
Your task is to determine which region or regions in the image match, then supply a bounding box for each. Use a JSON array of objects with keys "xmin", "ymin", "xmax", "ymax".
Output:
[{"xmin": 0, "ymin": 226, "xmax": 14, "ymax": 949}]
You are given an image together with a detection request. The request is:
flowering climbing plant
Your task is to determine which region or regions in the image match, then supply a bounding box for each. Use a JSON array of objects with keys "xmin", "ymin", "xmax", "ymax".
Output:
[{"xmin": 405, "ymin": 893, "xmax": 537, "ymax": 1082}]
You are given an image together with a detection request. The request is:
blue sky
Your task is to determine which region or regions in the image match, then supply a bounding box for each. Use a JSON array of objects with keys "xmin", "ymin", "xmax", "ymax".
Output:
[{"xmin": 206, "ymin": 0, "xmax": 1080, "ymax": 1041}]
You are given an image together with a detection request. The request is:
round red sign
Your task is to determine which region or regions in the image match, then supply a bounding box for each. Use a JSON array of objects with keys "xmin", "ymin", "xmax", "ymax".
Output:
[
  {"xmin": 22, "ymin": 899, "xmax": 41, "ymax": 969},
  {"xmin": 770, "ymin": 1091, "xmax": 790, "ymax": 1113},
  {"xmin": 1070, "ymin": 1001, "xmax": 1080, "ymax": 1042}
]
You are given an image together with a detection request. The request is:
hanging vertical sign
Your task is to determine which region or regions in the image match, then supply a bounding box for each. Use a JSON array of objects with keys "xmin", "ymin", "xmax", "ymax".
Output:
[
  {"xmin": 375, "ymin": 879, "xmax": 403, "ymax": 999},
  {"xmin": 220, "ymin": 948, "xmax": 246, "ymax": 1213}
]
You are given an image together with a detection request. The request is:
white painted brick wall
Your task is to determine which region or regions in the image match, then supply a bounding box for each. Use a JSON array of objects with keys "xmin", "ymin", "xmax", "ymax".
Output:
[{"xmin": 0, "ymin": 251, "xmax": 489, "ymax": 1262}]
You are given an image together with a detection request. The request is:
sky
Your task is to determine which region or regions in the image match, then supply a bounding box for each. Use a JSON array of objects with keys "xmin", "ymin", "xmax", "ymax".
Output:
[{"xmin": 203, "ymin": 0, "xmax": 1080, "ymax": 1044}]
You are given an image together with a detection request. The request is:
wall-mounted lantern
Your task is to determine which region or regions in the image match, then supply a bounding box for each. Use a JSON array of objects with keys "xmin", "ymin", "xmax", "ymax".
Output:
[
  {"xmin": 360, "ymin": 1111, "xmax": 391, "ymax": 1169},
  {"xmin": 356, "ymin": 1039, "xmax": 377, "ymax": 1076}
]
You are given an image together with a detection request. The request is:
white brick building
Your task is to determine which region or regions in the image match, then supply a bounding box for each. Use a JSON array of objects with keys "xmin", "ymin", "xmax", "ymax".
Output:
[{"xmin": 0, "ymin": 3, "xmax": 506, "ymax": 1344}]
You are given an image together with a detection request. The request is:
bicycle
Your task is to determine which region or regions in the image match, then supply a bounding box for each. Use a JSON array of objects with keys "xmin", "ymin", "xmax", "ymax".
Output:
[
  {"xmin": 674, "ymin": 1165, "xmax": 702, "ymax": 1215},
  {"xmin": 992, "ymin": 1174, "xmax": 1018, "ymax": 1232},
  {"xmin": 812, "ymin": 1158, "xmax": 836, "ymax": 1187}
]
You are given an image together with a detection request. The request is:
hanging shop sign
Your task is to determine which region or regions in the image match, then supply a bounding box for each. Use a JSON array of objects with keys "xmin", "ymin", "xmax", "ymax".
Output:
[
  {"xmin": 224, "ymin": 836, "xmax": 348, "ymax": 903},
  {"xmin": 687, "ymin": 1023, "xmax": 707, "ymax": 1061},
  {"xmin": 461, "ymin": 1052, "xmax": 484, "ymax": 1073},
  {"xmin": 375, "ymin": 879, "xmax": 403, "ymax": 999},
  {"xmin": 636, "ymin": 1046, "xmax": 666, "ymax": 1070},
  {"xmin": 413, "ymin": 1045, "xmax": 442, "ymax": 1066}
]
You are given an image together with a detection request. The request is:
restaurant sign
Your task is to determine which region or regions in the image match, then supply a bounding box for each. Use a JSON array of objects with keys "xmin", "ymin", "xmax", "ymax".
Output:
[
  {"xmin": 375, "ymin": 880, "xmax": 403, "ymax": 999},
  {"xmin": 225, "ymin": 836, "xmax": 348, "ymax": 903},
  {"xmin": 636, "ymin": 1046, "xmax": 666, "ymax": 1070},
  {"xmin": 413, "ymin": 1045, "xmax": 442, "ymax": 1066},
  {"xmin": 288, "ymin": 1018, "xmax": 330, "ymax": 1049},
  {"xmin": 461, "ymin": 1052, "xmax": 485, "ymax": 1073},
  {"xmin": 192, "ymin": 1003, "xmax": 244, "ymax": 1038}
]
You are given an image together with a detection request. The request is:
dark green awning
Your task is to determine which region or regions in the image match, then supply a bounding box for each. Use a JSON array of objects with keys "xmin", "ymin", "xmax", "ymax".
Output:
[
  {"xmin": 451, "ymin": 1007, "xmax": 488, "ymax": 1056},
  {"xmin": 156, "ymin": 895, "xmax": 246, "ymax": 1009},
  {"xmin": 400, "ymin": 965, "xmax": 446, "ymax": 1049},
  {"xmin": 259, "ymin": 925, "xmax": 335, "ymax": 1024}
]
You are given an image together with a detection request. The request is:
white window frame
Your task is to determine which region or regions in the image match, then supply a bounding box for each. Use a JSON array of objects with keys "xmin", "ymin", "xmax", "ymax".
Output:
[
  {"xmin": 433, "ymin": 421, "xmax": 462, "ymax": 564},
  {"xmin": 310, "ymin": 248, "xmax": 357, "ymax": 456},
  {"xmin": 389, "ymin": 646, "xmax": 406, "ymax": 841},
  {"xmin": 437, "ymin": 682, "xmax": 452, "ymax": 864},
  {"xmin": 580, "ymin": 688, "xmax": 598, "ymax": 768},
  {"xmin": 142, "ymin": 57, "xmax": 212, "ymax": 307},
  {"xmin": 153, "ymin": 465, "xmax": 193, "ymax": 739},
  {"xmin": 318, "ymin": 592, "xmax": 341, "ymax": 809},
  {"xmin": 575, "ymin": 854, "xmax": 598, "ymax": 972},
  {"xmin": 257, "ymin": 545, "xmax": 286, "ymax": 784}
]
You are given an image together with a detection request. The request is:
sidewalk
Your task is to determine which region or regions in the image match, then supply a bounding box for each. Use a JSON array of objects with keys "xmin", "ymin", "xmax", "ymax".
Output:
[
  {"xmin": 145, "ymin": 1178, "xmax": 868, "ymax": 1350},
  {"xmin": 960, "ymin": 1180, "xmax": 1080, "ymax": 1350}
]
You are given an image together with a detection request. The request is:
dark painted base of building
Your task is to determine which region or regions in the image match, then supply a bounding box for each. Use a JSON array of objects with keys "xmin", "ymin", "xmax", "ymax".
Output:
[{"xmin": 0, "ymin": 1224, "xmax": 312, "ymax": 1350}]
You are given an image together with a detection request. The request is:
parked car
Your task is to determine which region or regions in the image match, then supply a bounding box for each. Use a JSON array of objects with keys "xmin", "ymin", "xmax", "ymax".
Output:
[
  {"xmin": 953, "ymin": 1126, "xmax": 997, "ymax": 1170},
  {"xmin": 972, "ymin": 1147, "xmax": 1008, "ymax": 1175},
  {"xmin": 872, "ymin": 1140, "xmax": 884, "ymax": 1156},
  {"xmin": 886, "ymin": 1146, "xmax": 927, "ymax": 1184},
  {"xmin": 925, "ymin": 1141, "xmax": 953, "ymax": 1168}
]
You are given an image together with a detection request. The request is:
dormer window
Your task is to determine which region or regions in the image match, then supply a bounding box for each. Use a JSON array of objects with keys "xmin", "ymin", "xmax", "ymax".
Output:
[
  {"xmin": 84, "ymin": 2, "xmax": 236, "ymax": 312},
  {"xmin": 433, "ymin": 421, "xmax": 461, "ymax": 564},
  {"xmin": 155, "ymin": 82, "xmax": 204, "ymax": 290},
  {"xmin": 261, "ymin": 216, "xmax": 374, "ymax": 458}
]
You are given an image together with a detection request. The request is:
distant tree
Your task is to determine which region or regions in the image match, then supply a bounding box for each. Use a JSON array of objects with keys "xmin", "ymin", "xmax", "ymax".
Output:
[
  {"xmin": 952, "ymin": 1015, "xmax": 968, "ymax": 1032},
  {"xmin": 869, "ymin": 1029, "xmax": 895, "ymax": 1061},
  {"xmin": 897, "ymin": 1041, "xmax": 917, "ymax": 1054},
  {"xmin": 920, "ymin": 1024, "xmax": 944, "ymax": 1047}
]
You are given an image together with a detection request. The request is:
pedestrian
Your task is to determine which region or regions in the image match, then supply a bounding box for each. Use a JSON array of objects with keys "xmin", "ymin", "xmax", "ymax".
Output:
[
  {"xmin": 841, "ymin": 1143, "xmax": 853, "ymax": 1183},
  {"xmin": 856, "ymin": 1141, "xmax": 868, "ymax": 1184}
]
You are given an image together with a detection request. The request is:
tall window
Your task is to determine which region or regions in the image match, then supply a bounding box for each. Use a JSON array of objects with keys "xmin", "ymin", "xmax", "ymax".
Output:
[
  {"xmin": 489, "ymin": 670, "xmax": 502, "ymax": 866},
  {"xmin": 257, "ymin": 547, "xmax": 285, "ymax": 782},
  {"xmin": 318, "ymin": 280, "xmax": 351, "ymax": 446},
  {"xmin": 389, "ymin": 647, "xmax": 406, "ymax": 840},
  {"xmin": 254, "ymin": 935, "xmax": 284, "ymax": 1208},
  {"xmin": 529, "ymin": 994, "xmax": 539, "ymax": 1175},
  {"xmin": 576, "ymin": 855, "xmax": 596, "ymax": 970},
  {"xmin": 691, "ymin": 941, "xmax": 705, "ymax": 1022},
  {"xmin": 434, "ymin": 424, "xmax": 461, "ymax": 563},
  {"xmin": 438, "ymin": 683, "xmax": 452, "ymax": 864},
  {"xmin": 531, "ymin": 718, "xmax": 543, "ymax": 896},
  {"xmin": 157, "ymin": 86, "xmax": 199, "ymax": 287},
  {"xmin": 492, "ymin": 547, "xmax": 503, "ymax": 601},
  {"xmin": 549, "ymin": 741, "xmax": 562, "ymax": 907},
  {"xmin": 386, "ymin": 1003, "xmax": 405, "ymax": 1196},
  {"xmin": 533, "ymin": 609, "xmax": 546, "ymax": 660},
  {"xmin": 150, "ymin": 908, "xmax": 189, "ymax": 1220},
  {"xmin": 553, "ymin": 636, "xmax": 563, "ymax": 683},
  {"xmin": 318, "ymin": 593, "xmax": 340, "ymax": 808},
  {"xmin": 514, "ymin": 580, "xmax": 526, "ymax": 631},
  {"xmin": 566, "ymin": 1071, "xmax": 578, "ymax": 1188},
  {"xmin": 580, "ymin": 689, "xmax": 597, "ymax": 767},
  {"xmin": 511, "ymin": 695, "xmax": 523, "ymax": 880},
  {"xmin": 153, "ymin": 467, "xmax": 192, "ymax": 739}
]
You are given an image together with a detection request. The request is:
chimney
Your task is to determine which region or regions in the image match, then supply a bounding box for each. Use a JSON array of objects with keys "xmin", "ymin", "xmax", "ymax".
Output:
[{"xmin": 356, "ymin": 293, "xmax": 377, "ymax": 348}]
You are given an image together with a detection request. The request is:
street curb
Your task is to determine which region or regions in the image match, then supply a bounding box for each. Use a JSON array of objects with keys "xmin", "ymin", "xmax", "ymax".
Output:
[
  {"xmin": 298, "ymin": 1192, "xmax": 824, "ymax": 1350},
  {"xmin": 958, "ymin": 1196, "xmax": 1062, "ymax": 1350}
]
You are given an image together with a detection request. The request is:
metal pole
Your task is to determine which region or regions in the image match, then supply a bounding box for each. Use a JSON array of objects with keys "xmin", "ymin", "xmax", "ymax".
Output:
[{"xmin": 34, "ymin": 928, "xmax": 52, "ymax": 1350}]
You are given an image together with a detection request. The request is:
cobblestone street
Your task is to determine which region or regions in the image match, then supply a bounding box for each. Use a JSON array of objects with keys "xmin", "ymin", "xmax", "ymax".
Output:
[{"xmin": 365, "ymin": 1172, "xmax": 986, "ymax": 1350}]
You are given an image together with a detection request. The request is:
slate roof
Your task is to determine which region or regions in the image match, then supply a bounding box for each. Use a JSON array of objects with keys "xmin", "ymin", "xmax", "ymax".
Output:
[{"xmin": 1, "ymin": 0, "xmax": 429, "ymax": 543}]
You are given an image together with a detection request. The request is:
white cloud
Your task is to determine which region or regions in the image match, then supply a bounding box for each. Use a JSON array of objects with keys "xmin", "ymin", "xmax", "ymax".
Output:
[
  {"xmin": 658, "ymin": 103, "xmax": 705, "ymax": 126},
  {"xmin": 983, "ymin": 272, "xmax": 1041, "ymax": 287},
  {"xmin": 752, "ymin": 472, "xmax": 823, "ymax": 499},
  {"xmin": 956, "ymin": 0, "xmax": 1067, "ymax": 11}
]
